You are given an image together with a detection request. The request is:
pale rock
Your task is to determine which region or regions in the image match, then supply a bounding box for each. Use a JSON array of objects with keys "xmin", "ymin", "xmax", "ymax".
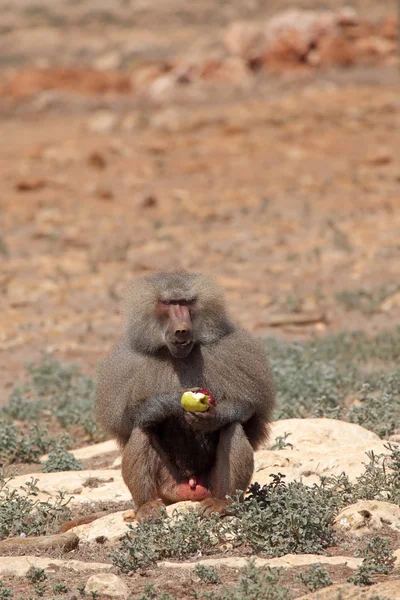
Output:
[
  {"xmin": 94, "ymin": 51, "xmax": 122, "ymax": 71},
  {"xmin": 380, "ymin": 291, "xmax": 400, "ymax": 312},
  {"xmin": 333, "ymin": 501, "xmax": 400, "ymax": 536},
  {"xmin": 159, "ymin": 554, "xmax": 362, "ymax": 571},
  {"xmin": 87, "ymin": 111, "xmax": 118, "ymax": 134},
  {"xmin": 40, "ymin": 439, "xmax": 119, "ymax": 464},
  {"xmin": 71, "ymin": 510, "xmax": 137, "ymax": 543},
  {"xmin": 85, "ymin": 573, "xmax": 129, "ymax": 598},
  {"xmin": 265, "ymin": 9, "xmax": 338, "ymax": 54},
  {"xmin": 4, "ymin": 469, "xmax": 131, "ymax": 507},
  {"xmin": 223, "ymin": 21, "xmax": 267, "ymax": 60},
  {"xmin": 71, "ymin": 502, "xmax": 201, "ymax": 543},
  {"xmin": 254, "ymin": 419, "xmax": 394, "ymax": 486},
  {"xmin": 0, "ymin": 556, "xmax": 111, "ymax": 578},
  {"xmin": 297, "ymin": 580, "xmax": 400, "ymax": 599}
]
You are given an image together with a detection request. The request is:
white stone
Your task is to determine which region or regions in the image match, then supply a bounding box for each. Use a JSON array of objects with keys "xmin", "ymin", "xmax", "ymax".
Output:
[
  {"xmin": 87, "ymin": 111, "xmax": 117, "ymax": 134},
  {"xmin": 159, "ymin": 553, "xmax": 362, "ymax": 570},
  {"xmin": 0, "ymin": 556, "xmax": 111, "ymax": 578},
  {"xmin": 85, "ymin": 573, "xmax": 129, "ymax": 598},
  {"xmin": 3, "ymin": 469, "xmax": 131, "ymax": 507},
  {"xmin": 40, "ymin": 439, "xmax": 119, "ymax": 463},
  {"xmin": 333, "ymin": 501, "xmax": 400, "ymax": 536},
  {"xmin": 253, "ymin": 419, "xmax": 396, "ymax": 486},
  {"xmin": 71, "ymin": 510, "xmax": 137, "ymax": 543}
]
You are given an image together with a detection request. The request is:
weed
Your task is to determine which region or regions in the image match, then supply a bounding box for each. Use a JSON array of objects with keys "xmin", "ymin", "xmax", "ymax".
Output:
[
  {"xmin": 53, "ymin": 582, "xmax": 69, "ymax": 593},
  {"xmin": 138, "ymin": 585, "xmax": 175, "ymax": 600},
  {"xmin": 298, "ymin": 564, "xmax": 333, "ymax": 591},
  {"xmin": 26, "ymin": 567, "xmax": 47, "ymax": 583},
  {"xmin": 1, "ymin": 353, "xmax": 103, "ymax": 444},
  {"xmin": 42, "ymin": 446, "xmax": 83, "ymax": 472},
  {"xmin": 0, "ymin": 472, "xmax": 71, "ymax": 539},
  {"xmin": 0, "ymin": 581, "xmax": 13, "ymax": 599},
  {"xmin": 270, "ymin": 432, "xmax": 293, "ymax": 450},
  {"xmin": 336, "ymin": 285, "xmax": 399, "ymax": 315},
  {"xmin": 203, "ymin": 560, "xmax": 292, "ymax": 600},
  {"xmin": 194, "ymin": 564, "xmax": 220, "ymax": 584},
  {"xmin": 349, "ymin": 537, "xmax": 395, "ymax": 586},
  {"xmin": 0, "ymin": 422, "xmax": 54, "ymax": 464}
]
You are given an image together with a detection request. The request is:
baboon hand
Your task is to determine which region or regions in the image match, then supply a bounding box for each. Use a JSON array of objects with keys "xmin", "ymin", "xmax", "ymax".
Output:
[{"xmin": 184, "ymin": 403, "xmax": 219, "ymax": 432}]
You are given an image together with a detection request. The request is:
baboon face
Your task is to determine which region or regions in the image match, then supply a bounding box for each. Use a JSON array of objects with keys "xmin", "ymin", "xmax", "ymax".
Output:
[{"xmin": 158, "ymin": 298, "xmax": 195, "ymax": 358}]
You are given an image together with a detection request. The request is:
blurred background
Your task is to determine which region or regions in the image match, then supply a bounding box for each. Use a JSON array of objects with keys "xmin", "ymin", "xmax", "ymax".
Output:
[{"xmin": 0, "ymin": 0, "xmax": 399, "ymax": 401}]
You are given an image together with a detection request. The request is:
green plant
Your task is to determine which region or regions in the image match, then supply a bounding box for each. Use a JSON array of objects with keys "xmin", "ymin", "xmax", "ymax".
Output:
[
  {"xmin": 26, "ymin": 567, "xmax": 47, "ymax": 583},
  {"xmin": 0, "ymin": 472, "xmax": 71, "ymax": 539},
  {"xmin": 138, "ymin": 585, "xmax": 175, "ymax": 600},
  {"xmin": 270, "ymin": 432, "xmax": 293, "ymax": 450},
  {"xmin": 194, "ymin": 564, "xmax": 220, "ymax": 584},
  {"xmin": 42, "ymin": 446, "xmax": 83, "ymax": 472},
  {"xmin": 112, "ymin": 508, "xmax": 228, "ymax": 572},
  {"xmin": 203, "ymin": 560, "xmax": 292, "ymax": 600},
  {"xmin": 0, "ymin": 421, "xmax": 54, "ymax": 464},
  {"xmin": 231, "ymin": 474, "xmax": 338, "ymax": 555},
  {"xmin": 0, "ymin": 581, "xmax": 13, "ymax": 599},
  {"xmin": 53, "ymin": 582, "xmax": 69, "ymax": 593},
  {"xmin": 1, "ymin": 353, "xmax": 103, "ymax": 443},
  {"xmin": 298, "ymin": 564, "xmax": 333, "ymax": 591},
  {"xmin": 348, "ymin": 537, "xmax": 395, "ymax": 586}
]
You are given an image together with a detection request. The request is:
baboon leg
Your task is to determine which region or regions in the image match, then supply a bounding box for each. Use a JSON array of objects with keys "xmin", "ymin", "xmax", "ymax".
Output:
[
  {"xmin": 121, "ymin": 428, "xmax": 164, "ymax": 521},
  {"xmin": 199, "ymin": 422, "xmax": 254, "ymax": 517}
]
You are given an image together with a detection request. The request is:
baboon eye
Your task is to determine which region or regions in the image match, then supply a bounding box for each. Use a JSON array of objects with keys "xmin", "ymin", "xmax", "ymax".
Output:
[{"xmin": 161, "ymin": 300, "xmax": 172, "ymax": 305}]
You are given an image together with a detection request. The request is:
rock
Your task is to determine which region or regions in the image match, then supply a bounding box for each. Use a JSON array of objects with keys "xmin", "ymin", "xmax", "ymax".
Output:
[
  {"xmin": 264, "ymin": 9, "xmax": 338, "ymax": 67},
  {"xmin": 159, "ymin": 554, "xmax": 362, "ymax": 571},
  {"xmin": 223, "ymin": 21, "xmax": 266, "ymax": 61},
  {"xmin": 71, "ymin": 510, "xmax": 137, "ymax": 543},
  {"xmin": 94, "ymin": 51, "xmax": 123, "ymax": 71},
  {"xmin": 71, "ymin": 502, "xmax": 201, "ymax": 543},
  {"xmin": 333, "ymin": 501, "xmax": 400, "ymax": 536},
  {"xmin": 380, "ymin": 291, "xmax": 400, "ymax": 312},
  {"xmin": 85, "ymin": 573, "xmax": 129, "ymax": 598},
  {"xmin": 297, "ymin": 580, "xmax": 400, "ymax": 599},
  {"xmin": 316, "ymin": 35, "xmax": 355, "ymax": 67},
  {"xmin": 87, "ymin": 111, "xmax": 118, "ymax": 134},
  {"xmin": 254, "ymin": 419, "xmax": 394, "ymax": 486},
  {"xmin": 4, "ymin": 469, "xmax": 131, "ymax": 507},
  {"xmin": 269, "ymin": 418, "xmax": 380, "ymax": 448},
  {"xmin": 41, "ymin": 439, "xmax": 119, "ymax": 463},
  {"xmin": 0, "ymin": 556, "xmax": 111, "ymax": 578},
  {"xmin": 366, "ymin": 148, "xmax": 393, "ymax": 166}
]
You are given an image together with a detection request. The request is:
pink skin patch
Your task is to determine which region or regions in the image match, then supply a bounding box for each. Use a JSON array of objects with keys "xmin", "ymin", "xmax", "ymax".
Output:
[{"xmin": 161, "ymin": 476, "xmax": 211, "ymax": 502}]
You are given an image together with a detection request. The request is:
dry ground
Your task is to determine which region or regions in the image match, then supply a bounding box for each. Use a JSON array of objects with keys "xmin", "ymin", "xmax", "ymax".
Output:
[{"xmin": 0, "ymin": 2, "xmax": 400, "ymax": 597}]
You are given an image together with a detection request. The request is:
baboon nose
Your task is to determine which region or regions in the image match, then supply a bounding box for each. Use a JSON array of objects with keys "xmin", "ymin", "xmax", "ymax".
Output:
[{"xmin": 175, "ymin": 324, "xmax": 189, "ymax": 336}]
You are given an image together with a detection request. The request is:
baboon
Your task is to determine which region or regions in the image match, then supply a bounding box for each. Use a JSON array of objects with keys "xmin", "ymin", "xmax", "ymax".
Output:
[{"xmin": 95, "ymin": 271, "xmax": 275, "ymax": 521}]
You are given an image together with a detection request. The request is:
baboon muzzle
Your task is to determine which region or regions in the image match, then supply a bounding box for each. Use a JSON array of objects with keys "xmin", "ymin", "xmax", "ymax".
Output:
[{"xmin": 168, "ymin": 304, "xmax": 193, "ymax": 343}]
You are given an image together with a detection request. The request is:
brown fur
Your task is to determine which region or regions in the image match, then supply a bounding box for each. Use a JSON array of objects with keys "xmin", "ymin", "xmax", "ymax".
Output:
[{"xmin": 95, "ymin": 270, "xmax": 275, "ymax": 519}]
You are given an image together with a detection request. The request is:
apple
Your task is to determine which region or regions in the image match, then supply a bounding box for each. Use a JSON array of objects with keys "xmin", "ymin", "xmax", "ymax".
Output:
[{"xmin": 181, "ymin": 391, "xmax": 211, "ymax": 412}]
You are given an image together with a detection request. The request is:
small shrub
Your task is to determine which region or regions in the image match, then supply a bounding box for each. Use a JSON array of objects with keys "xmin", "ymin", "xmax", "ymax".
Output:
[
  {"xmin": 348, "ymin": 537, "xmax": 395, "ymax": 586},
  {"xmin": 270, "ymin": 432, "xmax": 293, "ymax": 451},
  {"xmin": 53, "ymin": 582, "xmax": 69, "ymax": 593},
  {"xmin": 1, "ymin": 354, "xmax": 103, "ymax": 443},
  {"xmin": 0, "ymin": 581, "xmax": 13, "ymax": 599},
  {"xmin": 26, "ymin": 567, "xmax": 47, "ymax": 583},
  {"xmin": 194, "ymin": 564, "xmax": 220, "ymax": 584},
  {"xmin": 138, "ymin": 585, "xmax": 175, "ymax": 600},
  {"xmin": 0, "ymin": 422, "xmax": 53, "ymax": 464},
  {"xmin": 42, "ymin": 446, "xmax": 83, "ymax": 472},
  {"xmin": 204, "ymin": 560, "xmax": 292, "ymax": 600},
  {"xmin": 298, "ymin": 564, "xmax": 333, "ymax": 591},
  {"xmin": 0, "ymin": 472, "xmax": 71, "ymax": 539}
]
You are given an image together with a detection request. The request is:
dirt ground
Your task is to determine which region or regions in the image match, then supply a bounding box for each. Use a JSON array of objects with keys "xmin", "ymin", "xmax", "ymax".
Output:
[
  {"xmin": 1, "ymin": 0, "xmax": 399, "ymax": 407},
  {"xmin": 1, "ymin": 3, "xmax": 400, "ymax": 598}
]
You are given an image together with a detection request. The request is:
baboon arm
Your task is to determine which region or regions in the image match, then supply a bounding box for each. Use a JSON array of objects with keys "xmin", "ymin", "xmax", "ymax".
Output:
[
  {"xmin": 132, "ymin": 392, "xmax": 183, "ymax": 429},
  {"xmin": 184, "ymin": 400, "xmax": 254, "ymax": 433}
]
